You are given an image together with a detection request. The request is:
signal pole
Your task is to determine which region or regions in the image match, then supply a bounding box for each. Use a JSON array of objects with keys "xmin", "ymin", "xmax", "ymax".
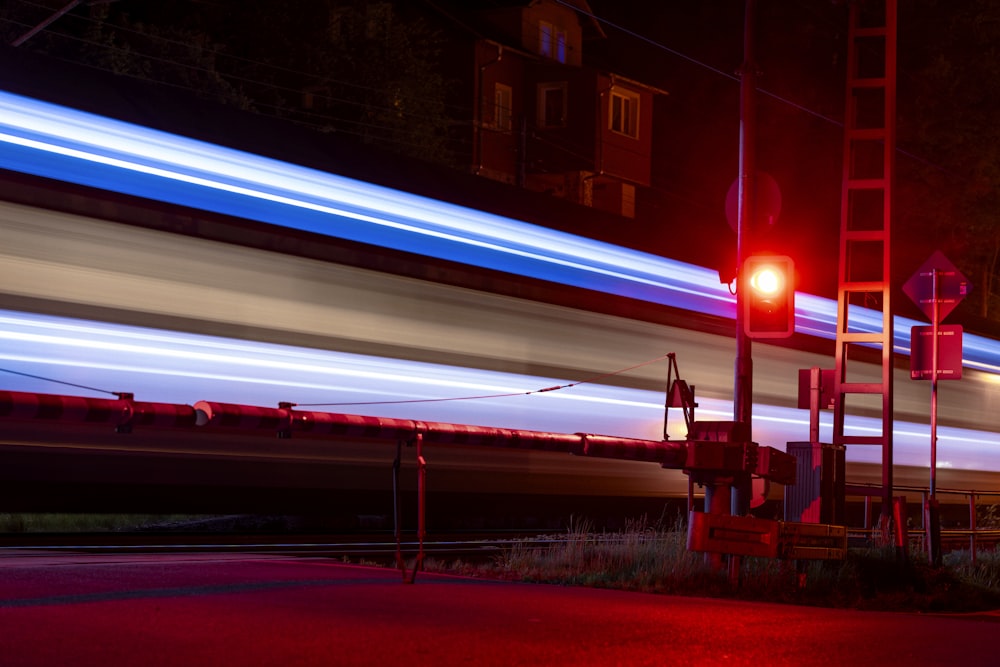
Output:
[{"xmin": 732, "ymin": 0, "xmax": 757, "ymax": 516}]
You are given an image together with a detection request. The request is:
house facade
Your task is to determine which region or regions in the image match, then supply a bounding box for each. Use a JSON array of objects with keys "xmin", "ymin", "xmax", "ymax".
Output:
[{"xmin": 469, "ymin": 1, "xmax": 665, "ymax": 219}]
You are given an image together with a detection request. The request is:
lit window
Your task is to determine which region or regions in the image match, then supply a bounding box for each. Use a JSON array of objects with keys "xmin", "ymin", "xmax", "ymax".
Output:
[
  {"xmin": 539, "ymin": 21, "xmax": 553, "ymax": 58},
  {"xmin": 539, "ymin": 21, "xmax": 567, "ymax": 62},
  {"xmin": 538, "ymin": 83, "xmax": 567, "ymax": 128},
  {"xmin": 494, "ymin": 84, "xmax": 512, "ymax": 131},
  {"xmin": 610, "ymin": 90, "xmax": 640, "ymax": 138}
]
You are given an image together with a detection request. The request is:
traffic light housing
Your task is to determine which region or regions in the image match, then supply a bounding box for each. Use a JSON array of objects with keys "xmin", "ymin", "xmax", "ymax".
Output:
[{"xmin": 743, "ymin": 255, "xmax": 795, "ymax": 339}]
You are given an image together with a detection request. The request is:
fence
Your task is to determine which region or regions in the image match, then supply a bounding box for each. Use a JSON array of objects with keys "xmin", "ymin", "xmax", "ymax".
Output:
[{"xmin": 847, "ymin": 484, "xmax": 1000, "ymax": 563}]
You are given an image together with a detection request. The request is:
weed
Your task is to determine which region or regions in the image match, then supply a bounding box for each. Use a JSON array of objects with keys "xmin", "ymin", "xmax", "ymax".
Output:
[{"xmin": 427, "ymin": 516, "xmax": 1000, "ymax": 612}]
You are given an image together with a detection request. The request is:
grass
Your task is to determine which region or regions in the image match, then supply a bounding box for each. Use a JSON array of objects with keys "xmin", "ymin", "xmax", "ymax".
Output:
[{"xmin": 424, "ymin": 514, "xmax": 1000, "ymax": 613}]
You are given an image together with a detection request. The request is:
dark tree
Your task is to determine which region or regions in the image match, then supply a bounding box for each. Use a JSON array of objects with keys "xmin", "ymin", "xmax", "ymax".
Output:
[
  {"xmin": 3, "ymin": 0, "xmax": 454, "ymax": 166},
  {"xmin": 898, "ymin": 0, "xmax": 1000, "ymax": 319}
]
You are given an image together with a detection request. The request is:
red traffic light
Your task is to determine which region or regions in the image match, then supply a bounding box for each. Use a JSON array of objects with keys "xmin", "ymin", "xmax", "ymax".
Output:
[{"xmin": 743, "ymin": 255, "xmax": 795, "ymax": 339}]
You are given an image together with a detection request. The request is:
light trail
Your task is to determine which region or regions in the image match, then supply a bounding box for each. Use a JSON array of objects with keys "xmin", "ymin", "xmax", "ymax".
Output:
[
  {"xmin": 0, "ymin": 89, "xmax": 997, "ymax": 488},
  {"xmin": 0, "ymin": 309, "xmax": 994, "ymax": 472},
  {"xmin": 0, "ymin": 91, "xmax": 991, "ymax": 371}
]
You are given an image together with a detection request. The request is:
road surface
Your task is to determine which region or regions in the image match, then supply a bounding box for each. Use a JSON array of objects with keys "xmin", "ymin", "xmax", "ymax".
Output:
[{"xmin": 1, "ymin": 551, "xmax": 998, "ymax": 666}]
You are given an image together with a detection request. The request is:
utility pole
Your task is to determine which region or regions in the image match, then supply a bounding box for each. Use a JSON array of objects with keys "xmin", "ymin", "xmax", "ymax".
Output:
[{"xmin": 732, "ymin": 0, "xmax": 757, "ymax": 517}]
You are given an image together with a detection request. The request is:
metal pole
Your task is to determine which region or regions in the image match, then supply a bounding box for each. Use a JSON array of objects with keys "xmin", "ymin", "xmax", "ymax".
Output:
[
  {"xmin": 732, "ymin": 0, "xmax": 757, "ymax": 517},
  {"xmin": 809, "ymin": 367, "xmax": 821, "ymax": 444},
  {"xmin": 969, "ymin": 492, "xmax": 977, "ymax": 565},
  {"xmin": 930, "ymin": 268, "xmax": 939, "ymax": 499},
  {"xmin": 413, "ymin": 433, "xmax": 426, "ymax": 582},
  {"xmin": 393, "ymin": 440, "xmax": 405, "ymax": 577},
  {"xmin": 927, "ymin": 268, "xmax": 942, "ymax": 566}
]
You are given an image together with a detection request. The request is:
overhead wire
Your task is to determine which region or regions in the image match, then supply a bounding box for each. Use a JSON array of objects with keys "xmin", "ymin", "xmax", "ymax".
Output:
[
  {"xmin": 557, "ymin": 0, "xmax": 954, "ymax": 174},
  {"xmin": 5, "ymin": 0, "xmax": 954, "ymax": 176},
  {"xmin": 0, "ymin": 367, "xmax": 120, "ymax": 397},
  {"xmin": 6, "ymin": 0, "xmax": 470, "ymax": 114},
  {"xmin": 0, "ymin": 353, "xmax": 673, "ymax": 408},
  {"xmin": 292, "ymin": 353, "xmax": 673, "ymax": 408},
  {"xmin": 7, "ymin": 0, "xmax": 955, "ymax": 261},
  {"xmin": 4, "ymin": 1, "xmax": 958, "ymax": 257}
]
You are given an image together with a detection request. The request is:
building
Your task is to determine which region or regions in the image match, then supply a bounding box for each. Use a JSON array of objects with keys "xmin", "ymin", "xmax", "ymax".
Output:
[
  {"xmin": 464, "ymin": 1, "xmax": 667, "ymax": 218},
  {"xmin": 2, "ymin": 0, "xmax": 669, "ymax": 225}
]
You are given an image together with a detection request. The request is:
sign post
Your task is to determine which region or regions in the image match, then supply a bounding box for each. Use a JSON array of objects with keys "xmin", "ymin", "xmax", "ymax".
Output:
[
  {"xmin": 931, "ymin": 268, "xmax": 941, "ymax": 499},
  {"xmin": 903, "ymin": 251, "xmax": 969, "ymax": 566}
]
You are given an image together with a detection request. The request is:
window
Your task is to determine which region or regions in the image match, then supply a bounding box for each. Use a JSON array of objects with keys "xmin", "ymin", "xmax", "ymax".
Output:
[
  {"xmin": 539, "ymin": 21, "xmax": 553, "ymax": 58},
  {"xmin": 610, "ymin": 89, "xmax": 640, "ymax": 138},
  {"xmin": 494, "ymin": 84, "xmax": 512, "ymax": 131},
  {"xmin": 538, "ymin": 21, "xmax": 567, "ymax": 63},
  {"xmin": 537, "ymin": 83, "xmax": 567, "ymax": 128}
]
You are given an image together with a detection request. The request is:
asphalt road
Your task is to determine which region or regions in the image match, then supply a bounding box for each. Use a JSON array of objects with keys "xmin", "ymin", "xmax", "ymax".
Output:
[{"xmin": 1, "ymin": 551, "xmax": 998, "ymax": 666}]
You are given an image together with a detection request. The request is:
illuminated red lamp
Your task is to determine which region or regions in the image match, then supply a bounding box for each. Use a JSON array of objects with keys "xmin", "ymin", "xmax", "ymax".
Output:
[{"xmin": 743, "ymin": 255, "xmax": 795, "ymax": 339}]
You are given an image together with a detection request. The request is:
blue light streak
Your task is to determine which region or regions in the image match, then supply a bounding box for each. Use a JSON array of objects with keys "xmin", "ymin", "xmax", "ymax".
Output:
[{"xmin": 0, "ymin": 90, "xmax": 996, "ymax": 374}]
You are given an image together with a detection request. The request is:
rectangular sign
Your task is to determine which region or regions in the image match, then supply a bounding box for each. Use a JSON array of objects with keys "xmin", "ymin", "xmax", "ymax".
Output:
[
  {"xmin": 688, "ymin": 512, "xmax": 847, "ymax": 560},
  {"xmin": 778, "ymin": 522, "xmax": 847, "ymax": 560},
  {"xmin": 910, "ymin": 324, "xmax": 963, "ymax": 380},
  {"xmin": 687, "ymin": 511, "xmax": 779, "ymax": 558}
]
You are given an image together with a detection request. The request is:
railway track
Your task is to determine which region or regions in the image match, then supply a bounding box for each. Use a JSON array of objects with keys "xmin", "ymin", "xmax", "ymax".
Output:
[
  {"xmin": 0, "ymin": 530, "xmax": 554, "ymax": 564},
  {"xmin": 5, "ymin": 524, "xmax": 998, "ymax": 564}
]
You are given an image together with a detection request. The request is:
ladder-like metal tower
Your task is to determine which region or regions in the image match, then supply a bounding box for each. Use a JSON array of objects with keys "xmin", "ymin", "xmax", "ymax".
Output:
[{"xmin": 833, "ymin": 0, "xmax": 897, "ymax": 521}]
